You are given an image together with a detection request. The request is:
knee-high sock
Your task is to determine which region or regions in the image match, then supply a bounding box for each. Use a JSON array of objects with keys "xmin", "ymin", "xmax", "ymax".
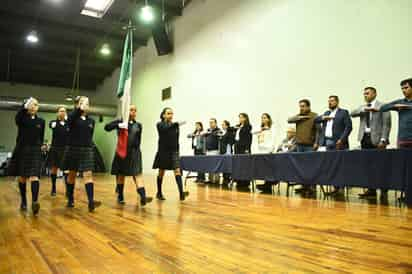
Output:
[
  {"xmin": 67, "ymin": 183, "xmax": 75, "ymax": 203},
  {"xmin": 117, "ymin": 183, "xmax": 124, "ymax": 200},
  {"xmin": 85, "ymin": 183, "xmax": 94, "ymax": 204},
  {"xmin": 31, "ymin": 181, "xmax": 40, "ymax": 202},
  {"xmin": 18, "ymin": 182, "xmax": 27, "ymax": 205},
  {"xmin": 137, "ymin": 187, "xmax": 146, "ymax": 200},
  {"xmin": 156, "ymin": 176, "xmax": 163, "ymax": 195},
  {"xmin": 175, "ymin": 175, "xmax": 184, "ymax": 195},
  {"xmin": 51, "ymin": 174, "xmax": 57, "ymax": 192},
  {"xmin": 63, "ymin": 174, "xmax": 68, "ymax": 196}
]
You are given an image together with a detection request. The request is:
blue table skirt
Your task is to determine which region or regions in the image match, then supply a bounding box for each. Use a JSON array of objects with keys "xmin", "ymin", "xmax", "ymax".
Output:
[{"xmin": 180, "ymin": 149, "xmax": 412, "ymax": 205}]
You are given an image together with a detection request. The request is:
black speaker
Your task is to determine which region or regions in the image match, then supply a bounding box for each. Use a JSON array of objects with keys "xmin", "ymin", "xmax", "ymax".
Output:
[{"xmin": 152, "ymin": 21, "xmax": 173, "ymax": 56}]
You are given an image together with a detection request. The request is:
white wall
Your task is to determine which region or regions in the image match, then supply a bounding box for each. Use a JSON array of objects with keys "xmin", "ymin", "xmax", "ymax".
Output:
[{"xmin": 98, "ymin": 0, "xmax": 412, "ymax": 174}]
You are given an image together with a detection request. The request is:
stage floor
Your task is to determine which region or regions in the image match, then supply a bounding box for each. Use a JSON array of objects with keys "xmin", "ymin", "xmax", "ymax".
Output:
[{"xmin": 0, "ymin": 174, "xmax": 411, "ymax": 273}]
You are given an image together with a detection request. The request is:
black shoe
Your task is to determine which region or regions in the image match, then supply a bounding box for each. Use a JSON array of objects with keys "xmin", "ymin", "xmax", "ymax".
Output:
[
  {"xmin": 260, "ymin": 188, "xmax": 272, "ymax": 194},
  {"xmin": 20, "ymin": 203, "xmax": 27, "ymax": 211},
  {"xmin": 89, "ymin": 200, "xmax": 102, "ymax": 212},
  {"xmin": 236, "ymin": 184, "xmax": 250, "ymax": 191},
  {"xmin": 67, "ymin": 201, "xmax": 74, "ymax": 208},
  {"xmin": 156, "ymin": 193, "xmax": 166, "ymax": 200},
  {"xmin": 359, "ymin": 190, "xmax": 377, "ymax": 198},
  {"xmin": 32, "ymin": 202, "xmax": 40, "ymax": 215},
  {"xmin": 51, "ymin": 191, "xmax": 57, "ymax": 197},
  {"xmin": 180, "ymin": 191, "xmax": 189, "ymax": 201},
  {"xmin": 117, "ymin": 195, "xmax": 125, "ymax": 205},
  {"xmin": 294, "ymin": 187, "xmax": 310, "ymax": 193},
  {"xmin": 328, "ymin": 188, "xmax": 344, "ymax": 196},
  {"xmin": 222, "ymin": 179, "xmax": 231, "ymax": 185},
  {"xmin": 141, "ymin": 196, "xmax": 153, "ymax": 206}
]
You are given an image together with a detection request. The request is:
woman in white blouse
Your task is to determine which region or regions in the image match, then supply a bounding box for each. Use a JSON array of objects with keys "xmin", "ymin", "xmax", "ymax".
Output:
[
  {"xmin": 256, "ymin": 113, "xmax": 277, "ymax": 193},
  {"xmin": 257, "ymin": 113, "xmax": 276, "ymax": 154}
]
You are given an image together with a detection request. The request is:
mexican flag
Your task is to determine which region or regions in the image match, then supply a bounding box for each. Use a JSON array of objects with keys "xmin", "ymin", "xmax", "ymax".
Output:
[{"xmin": 116, "ymin": 27, "xmax": 133, "ymax": 159}]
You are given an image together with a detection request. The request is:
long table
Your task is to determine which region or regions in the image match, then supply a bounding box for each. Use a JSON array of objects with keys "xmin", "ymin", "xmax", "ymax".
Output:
[{"xmin": 180, "ymin": 149, "xmax": 412, "ymax": 206}]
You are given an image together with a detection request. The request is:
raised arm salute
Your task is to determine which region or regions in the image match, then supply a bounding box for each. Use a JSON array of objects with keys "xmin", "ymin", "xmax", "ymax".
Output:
[
  {"xmin": 61, "ymin": 96, "xmax": 101, "ymax": 212},
  {"xmin": 104, "ymin": 105, "xmax": 153, "ymax": 206},
  {"xmin": 8, "ymin": 97, "xmax": 45, "ymax": 215},
  {"xmin": 152, "ymin": 107, "xmax": 189, "ymax": 201},
  {"xmin": 380, "ymin": 78, "xmax": 412, "ymax": 149}
]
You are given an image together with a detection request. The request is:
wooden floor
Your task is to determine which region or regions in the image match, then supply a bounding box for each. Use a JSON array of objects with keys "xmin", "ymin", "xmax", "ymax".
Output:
[{"xmin": 0, "ymin": 174, "xmax": 411, "ymax": 274}]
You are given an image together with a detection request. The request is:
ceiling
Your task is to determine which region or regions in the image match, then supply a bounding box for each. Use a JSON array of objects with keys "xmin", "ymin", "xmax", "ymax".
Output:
[{"xmin": 0, "ymin": 0, "xmax": 190, "ymax": 91}]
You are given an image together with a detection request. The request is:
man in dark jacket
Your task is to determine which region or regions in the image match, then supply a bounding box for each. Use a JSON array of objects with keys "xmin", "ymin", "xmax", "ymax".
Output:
[
  {"xmin": 315, "ymin": 95, "xmax": 352, "ymax": 196},
  {"xmin": 315, "ymin": 95, "xmax": 352, "ymax": 150},
  {"xmin": 205, "ymin": 118, "xmax": 221, "ymax": 184}
]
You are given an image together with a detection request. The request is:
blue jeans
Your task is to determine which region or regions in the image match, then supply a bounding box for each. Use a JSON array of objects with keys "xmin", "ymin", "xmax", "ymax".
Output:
[{"xmin": 296, "ymin": 145, "xmax": 313, "ymax": 152}]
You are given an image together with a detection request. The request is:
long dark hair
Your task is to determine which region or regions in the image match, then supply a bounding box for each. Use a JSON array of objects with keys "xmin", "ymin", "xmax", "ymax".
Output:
[
  {"xmin": 261, "ymin": 113, "xmax": 272, "ymax": 129},
  {"xmin": 159, "ymin": 107, "xmax": 172, "ymax": 121},
  {"xmin": 239, "ymin": 113, "xmax": 250, "ymax": 127},
  {"xmin": 193, "ymin": 122, "xmax": 203, "ymax": 134}
]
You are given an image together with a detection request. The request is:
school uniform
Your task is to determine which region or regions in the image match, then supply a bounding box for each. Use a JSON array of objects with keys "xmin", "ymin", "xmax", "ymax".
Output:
[
  {"xmin": 105, "ymin": 119, "xmax": 151, "ymax": 206},
  {"xmin": 48, "ymin": 119, "xmax": 69, "ymax": 169},
  {"xmin": 8, "ymin": 106, "xmax": 45, "ymax": 177},
  {"xmin": 61, "ymin": 107, "xmax": 98, "ymax": 211},
  {"xmin": 153, "ymin": 120, "xmax": 188, "ymax": 201},
  {"xmin": 62, "ymin": 108, "xmax": 95, "ymax": 172},
  {"xmin": 153, "ymin": 121, "xmax": 180, "ymax": 170},
  {"xmin": 105, "ymin": 119, "xmax": 143, "ymax": 176},
  {"xmin": 8, "ymin": 103, "xmax": 45, "ymax": 214}
]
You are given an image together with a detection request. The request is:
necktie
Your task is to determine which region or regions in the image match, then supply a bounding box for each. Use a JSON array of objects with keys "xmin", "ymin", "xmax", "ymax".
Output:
[{"xmin": 366, "ymin": 103, "xmax": 372, "ymax": 128}]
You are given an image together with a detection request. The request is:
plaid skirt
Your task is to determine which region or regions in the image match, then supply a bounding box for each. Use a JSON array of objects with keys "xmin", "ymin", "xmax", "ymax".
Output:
[
  {"xmin": 62, "ymin": 146, "xmax": 95, "ymax": 172},
  {"xmin": 152, "ymin": 151, "xmax": 180, "ymax": 170},
  {"xmin": 48, "ymin": 145, "xmax": 66, "ymax": 168},
  {"xmin": 111, "ymin": 147, "xmax": 142, "ymax": 176},
  {"xmin": 8, "ymin": 145, "xmax": 42, "ymax": 177}
]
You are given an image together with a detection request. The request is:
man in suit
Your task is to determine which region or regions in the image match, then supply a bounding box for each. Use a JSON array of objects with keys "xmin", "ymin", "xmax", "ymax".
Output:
[
  {"xmin": 315, "ymin": 95, "xmax": 352, "ymax": 151},
  {"xmin": 351, "ymin": 87, "xmax": 391, "ymax": 198},
  {"xmin": 315, "ymin": 95, "xmax": 352, "ymax": 195}
]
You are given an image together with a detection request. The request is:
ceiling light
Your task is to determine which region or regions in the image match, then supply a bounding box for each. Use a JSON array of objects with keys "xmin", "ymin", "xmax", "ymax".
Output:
[
  {"xmin": 65, "ymin": 93, "xmax": 73, "ymax": 101},
  {"xmin": 140, "ymin": 5, "xmax": 154, "ymax": 22},
  {"xmin": 100, "ymin": 43, "xmax": 111, "ymax": 56},
  {"xmin": 26, "ymin": 31, "xmax": 39, "ymax": 44},
  {"xmin": 81, "ymin": 0, "xmax": 115, "ymax": 18}
]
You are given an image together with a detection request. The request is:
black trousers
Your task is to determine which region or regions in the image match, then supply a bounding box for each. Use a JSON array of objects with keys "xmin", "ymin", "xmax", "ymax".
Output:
[
  {"xmin": 234, "ymin": 145, "xmax": 250, "ymax": 188},
  {"xmin": 194, "ymin": 149, "xmax": 205, "ymax": 181},
  {"xmin": 361, "ymin": 133, "xmax": 385, "ymax": 192},
  {"xmin": 361, "ymin": 133, "xmax": 377, "ymax": 150}
]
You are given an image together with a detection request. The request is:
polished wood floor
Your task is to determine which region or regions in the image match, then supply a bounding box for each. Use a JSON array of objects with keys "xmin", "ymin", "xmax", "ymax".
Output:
[{"xmin": 0, "ymin": 174, "xmax": 411, "ymax": 274}]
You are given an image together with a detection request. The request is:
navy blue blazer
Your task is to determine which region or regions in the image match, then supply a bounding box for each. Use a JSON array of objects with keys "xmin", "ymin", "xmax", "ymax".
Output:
[{"xmin": 315, "ymin": 108, "xmax": 352, "ymax": 147}]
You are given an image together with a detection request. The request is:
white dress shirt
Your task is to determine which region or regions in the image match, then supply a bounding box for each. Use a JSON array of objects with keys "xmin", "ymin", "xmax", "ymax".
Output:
[
  {"xmin": 364, "ymin": 99, "xmax": 376, "ymax": 133},
  {"xmin": 235, "ymin": 127, "xmax": 241, "ymax": 141},
  {"xmin": 325, "ymin": 108, "xmax": 338, "ymax": 138}
]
